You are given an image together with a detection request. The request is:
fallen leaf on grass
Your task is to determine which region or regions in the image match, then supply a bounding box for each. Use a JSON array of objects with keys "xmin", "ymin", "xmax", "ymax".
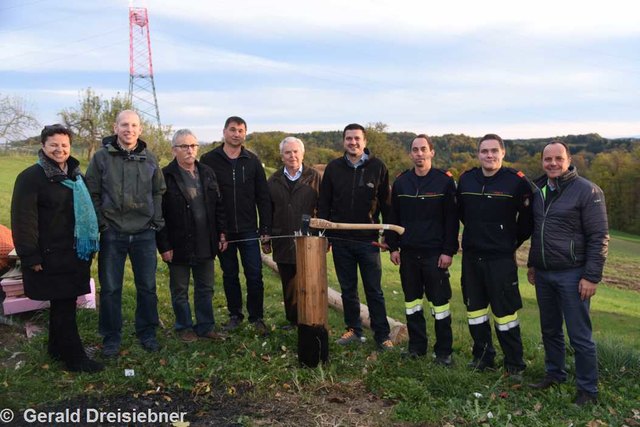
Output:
[
  {"xmin": 261, "ymin": 354, "xmax": 271, "ymax": 362},
  {"xmin": 623, "ymin": 418, "xmax": 640, "ymax": 426},
  {"xmin": 328, "ymin": 396, "xmax": 346, "ymax": 404},
  {"xmin": 41, "ymin": 364, "xmax": 49, "ymax": 370},
  {"xmin": 192, "ymin": 381, "xmax": 211, "ymax": 396},
  {"xmin": 586, "ymin": 420, "xmax": 607, "ymax": 427},
  {"xmin": 499, "ymin": 392, "xmax": 509, "ymax": 399},
  {"xmin": 533, "ymin": 402, "xmax": 543, "ymax": 412},
  {"xmin": 159, "ymin": 358, "xmax": 167, "ymax": 366},
  {"xmin": 227, "ymin": 386, "xmax": 236, "ymax": 395}
]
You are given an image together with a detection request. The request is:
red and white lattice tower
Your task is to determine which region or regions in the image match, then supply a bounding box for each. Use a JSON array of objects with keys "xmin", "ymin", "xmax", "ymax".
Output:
[{"xmin": 128, "ymin": 7, "xmax": 161, "ymax": 127}]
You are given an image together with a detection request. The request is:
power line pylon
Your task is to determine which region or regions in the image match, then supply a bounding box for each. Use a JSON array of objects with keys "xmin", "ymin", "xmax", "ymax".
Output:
[{"xmin": 128, "ymin": 7, "xmax": 161, "ymax": 127}]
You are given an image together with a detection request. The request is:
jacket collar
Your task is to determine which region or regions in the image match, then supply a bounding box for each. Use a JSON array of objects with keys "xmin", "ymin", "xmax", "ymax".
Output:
[
  {"xmin": 102, "ymin": 134, "xmax": 148, "ymax": 154},
  {"xmin": 342, "ymin": 147, "xmax": 372, "ymax": 168},
  {"xmin": 214, "ymin": 143, "xmax": 250, "ymax": 161},
  {"xmin": 534, "ymin": 165, "xmax": 579, "ymax": 190},
  {"xmin": 38, "ymin": 149, "xmax": 81, "ymax": 181}
]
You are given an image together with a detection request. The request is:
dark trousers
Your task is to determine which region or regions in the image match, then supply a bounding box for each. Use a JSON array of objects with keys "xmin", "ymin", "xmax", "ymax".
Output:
[
  {"xmin": 276, "ymin": 263, "xmax": 297, "ymax": 324},
  {"xmin": 98, "ymin": 228, "xmax": 159, "ymax": 345},
  {"xmin": 461, "ymin": 254, "xmax": 525, "ymax": 371},
  {"xmin": 168, "ymin": 260, "xmax": 216, "ymax": 336},
  {"xmin": 534, "ymin": 267, "xmax": 598, "ymax": 394},
  {"xmin": 331, "ymin": 240, "xmax": 390, "ymax": 344},
  {"xmin": 49, "ymin": 298, "xmax": 85, "ymax": 363},
  {"xmin": 400, "ymin": 252, "xmax": 453, "ymax": 357},
  {"xmin": 218, "ymin": 231, "xmax": 264, "ymax": 322}
]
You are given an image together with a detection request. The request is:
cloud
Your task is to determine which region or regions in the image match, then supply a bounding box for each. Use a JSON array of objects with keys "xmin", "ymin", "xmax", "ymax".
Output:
[{"xmin": 150, "ymin": 0, "xmax": 640, "ymax": 39}]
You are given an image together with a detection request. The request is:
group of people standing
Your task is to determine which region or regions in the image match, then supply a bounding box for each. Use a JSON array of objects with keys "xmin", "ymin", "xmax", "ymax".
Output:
[{"xmin": 10, "ymin": 111, "xmax": 608, "ymax": 407}]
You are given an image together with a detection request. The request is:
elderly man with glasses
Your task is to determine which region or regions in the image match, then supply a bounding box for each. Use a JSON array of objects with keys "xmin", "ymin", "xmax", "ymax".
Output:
[{"xmin": 156, "ymin": 129, "xmax": 228, "ymax": 342}]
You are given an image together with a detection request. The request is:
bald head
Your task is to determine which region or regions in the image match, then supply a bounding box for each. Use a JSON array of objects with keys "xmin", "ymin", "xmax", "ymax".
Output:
[{"xmin": 114, "ymin": 110, "xmax": 142, "ymax": 149}]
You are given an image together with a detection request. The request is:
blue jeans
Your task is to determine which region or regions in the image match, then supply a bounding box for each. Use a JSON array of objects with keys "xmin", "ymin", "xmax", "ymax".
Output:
[
  {"xmin": 98, "ymin": 228, "xmax": 159, "ymax": 345},
  {"xmin": 168, "ymin": 260, "xmax": 215, "ymax": 336},
  {"xmin": 218, "ymin": 231, "xmax": 264, "ymax": 322},
  {"xmin": 331, "ymin": 240, "xmax": 390, "ymax": 344},
  {"xmin": 534, "ymin": 267, "xmax": 598, "ymax": 394}
]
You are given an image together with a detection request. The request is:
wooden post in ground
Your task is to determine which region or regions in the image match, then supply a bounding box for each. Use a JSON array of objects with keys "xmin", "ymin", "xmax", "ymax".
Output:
[
  {"xmin": 261, "ymin": 253, "xmax": 408, "ymax": 345},
  {"xmin": 295, "ymin": 235, "xmax": 329, "ymax": 367}
]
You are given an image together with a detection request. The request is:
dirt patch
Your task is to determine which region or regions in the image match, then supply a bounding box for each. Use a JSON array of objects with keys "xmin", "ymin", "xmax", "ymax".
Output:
[{"xmin": 10, "ymin": 380, "xmax": 399, "ymax": 426}]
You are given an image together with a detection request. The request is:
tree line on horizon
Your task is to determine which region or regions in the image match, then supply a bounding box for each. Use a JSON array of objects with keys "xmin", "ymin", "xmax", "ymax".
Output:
[{"xmin": 3, "ymin": 89, "xmax": 639, "ymax": 235}]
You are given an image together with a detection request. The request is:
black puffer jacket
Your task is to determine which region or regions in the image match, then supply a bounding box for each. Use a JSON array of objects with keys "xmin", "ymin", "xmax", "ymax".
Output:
[
  {"xmin": 156, "ymin": 159, "xmax": 227, "ymax": 264},
  {"xmin": 527, "ymin": 166, "xmax": 609, "ymax": 283},
  {"xmin": 200, "ymin": 144, "xmax": 271, "ymax": 236}
]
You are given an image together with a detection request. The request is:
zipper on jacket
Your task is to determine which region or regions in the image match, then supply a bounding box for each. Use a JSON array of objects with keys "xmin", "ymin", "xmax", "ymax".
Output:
[
  {"xmin": 570, "ymin": 240, "xmax": 576, "ymax": 263},
  {"xmin": 232, "ymin": 167, "xmax": 239, "ymax": 232},
  {"xmin": 539, "ymin": 185, "xmax": 558, "ymax": 270},
  {"xmin": 350, "ymin": 167, "xmax": 357, "ymax": 211}
]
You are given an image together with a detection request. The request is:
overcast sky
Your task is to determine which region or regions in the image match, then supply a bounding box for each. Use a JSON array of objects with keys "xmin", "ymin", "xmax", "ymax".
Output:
[{"xmin": 1, "ymin": 0, "xmax": 638, "ymax": 142}]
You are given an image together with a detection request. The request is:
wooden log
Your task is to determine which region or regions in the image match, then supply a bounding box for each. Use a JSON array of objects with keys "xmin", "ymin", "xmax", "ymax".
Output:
[
  {"xmin": 295, "ymin": 236, "xmax": 328, "ymax": 328},
  {"xmin": 262, "ymin": 252, "xmax": 408, "ymax": 344}
]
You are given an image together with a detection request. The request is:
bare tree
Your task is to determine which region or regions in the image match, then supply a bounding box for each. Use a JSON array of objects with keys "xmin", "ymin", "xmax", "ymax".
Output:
[{"xmin": 0, "ymin": 93, "xmax": 39, "ymax": 143}]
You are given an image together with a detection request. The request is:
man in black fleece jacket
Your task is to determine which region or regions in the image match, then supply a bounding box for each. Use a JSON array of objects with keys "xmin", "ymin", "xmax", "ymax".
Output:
[
  {"xmin": 318, "ymin": 123, "xmax": 393, "ymax": 350},
  {"xmin": 200, "ymin": 116, "xmax": 272, "ymax": 335}
]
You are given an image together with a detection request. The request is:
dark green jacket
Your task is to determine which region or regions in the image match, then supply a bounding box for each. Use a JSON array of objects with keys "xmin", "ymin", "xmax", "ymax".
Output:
[{"xmin": 85, "ymin": 135, "xmax": 166, "ymax": 233}]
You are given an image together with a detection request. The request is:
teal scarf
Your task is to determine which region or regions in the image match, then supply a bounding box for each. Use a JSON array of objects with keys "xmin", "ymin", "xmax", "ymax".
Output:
[
  {"xmin": 60, "ymin": 177, "xmax": 100, "ymax": 260},
  {"xmin": 37, "ymin": 152, "xmax": 99, "ymax": 260}
]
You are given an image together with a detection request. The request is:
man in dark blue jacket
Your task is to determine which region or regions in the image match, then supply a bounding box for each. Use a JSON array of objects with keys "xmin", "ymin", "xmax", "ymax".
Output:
[
  {"xmin": 527, "ymin": 141, "xmax": 609, "ymax": 406},
  {"xmin": 200, "ymin": 117, "xmax": 272, "ymax": 335},
  {"xmin": 457, "ymin": 134, "xmax": 532, "ymax": 377},
  {"xmin": 157, "ymin": 129, "xmax": 228, "ymax": 342},
  {"xmin": 318, "ymin": 123, "xmax": 393, "ymax": 350},
  {"xmin": 386, "ymin": 134, "xmax": 459, "ymax": 364}
]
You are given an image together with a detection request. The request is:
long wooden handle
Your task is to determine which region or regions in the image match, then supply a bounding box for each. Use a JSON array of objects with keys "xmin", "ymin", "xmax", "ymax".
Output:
[{"xmin": 309, "ymin": 218, "xmax": 405, "ymax": 235}]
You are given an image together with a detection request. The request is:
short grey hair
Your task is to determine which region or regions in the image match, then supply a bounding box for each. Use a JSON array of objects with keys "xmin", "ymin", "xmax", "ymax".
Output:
[
  {"xmin": 279, "ymin": 136, "xmax": 305, "ymax": 154},
  {"xmin": 172, "ymin": 128, "xmax": 197, "ymax": 146}
]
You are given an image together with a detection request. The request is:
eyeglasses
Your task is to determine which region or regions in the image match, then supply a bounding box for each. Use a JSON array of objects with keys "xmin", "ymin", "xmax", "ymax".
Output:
[{"xmin": 174, "ymin": 144, "xmax": 199, "ymax": 150}]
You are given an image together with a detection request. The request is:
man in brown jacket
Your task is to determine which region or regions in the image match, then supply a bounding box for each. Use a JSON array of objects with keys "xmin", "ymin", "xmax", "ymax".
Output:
[{"xmin": 267, "ymin": 137, "xmax": 321, "ymax": 329}]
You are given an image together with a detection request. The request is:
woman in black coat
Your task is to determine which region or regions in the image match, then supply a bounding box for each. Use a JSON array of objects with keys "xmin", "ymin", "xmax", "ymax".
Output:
[{"xmin": 11, "ymin": 124, "xmax": 103, "ymax": 373}]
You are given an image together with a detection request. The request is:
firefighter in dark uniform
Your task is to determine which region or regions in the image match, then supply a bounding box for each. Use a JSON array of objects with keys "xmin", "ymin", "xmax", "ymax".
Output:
[
  {"xmin": 457, "ymin": 133, "xmax": 533, "ymax": 376},
  {"xmin": 386, "ymin": 135, "xmax": 459, "ymax": 365}
]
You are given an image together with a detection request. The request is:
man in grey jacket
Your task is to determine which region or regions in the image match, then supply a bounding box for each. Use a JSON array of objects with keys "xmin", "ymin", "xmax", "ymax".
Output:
[
  {"xmin": 527, "ymin": 141, "xmax": 609, "ymax": 406},
  {"xmin": 85, "ymin": 110, "xmax": 166, "ymax": 357}
]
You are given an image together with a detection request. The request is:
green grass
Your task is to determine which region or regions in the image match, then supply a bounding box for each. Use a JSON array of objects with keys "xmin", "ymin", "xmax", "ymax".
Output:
[{"xmin": 1, "ymin": 154, "xmax": 639, "ymax": 425}]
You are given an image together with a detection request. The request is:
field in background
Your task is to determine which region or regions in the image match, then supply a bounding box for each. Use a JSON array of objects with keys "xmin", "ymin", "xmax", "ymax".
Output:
[{"xmin": 1, "ymin": 154, "xmax": 639, "ymax": 425}]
